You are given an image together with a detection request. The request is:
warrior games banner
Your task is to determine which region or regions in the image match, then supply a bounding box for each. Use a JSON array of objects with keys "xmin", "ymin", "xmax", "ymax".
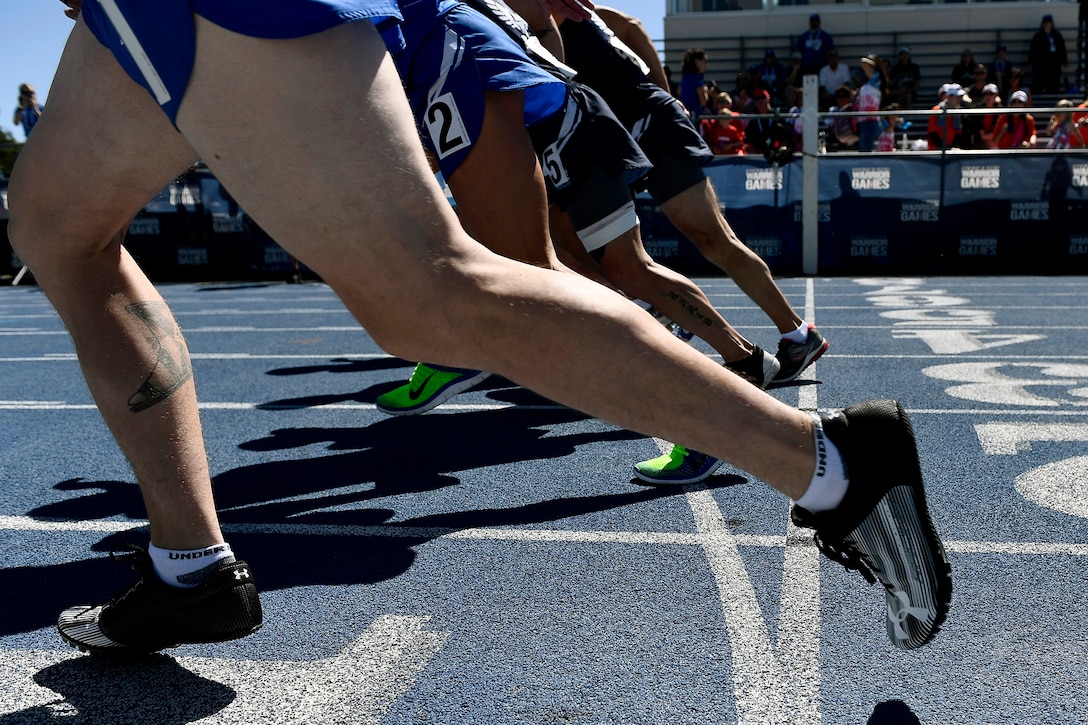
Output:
[
  {"xmin": 638, "ymin": 152, "xmax": 1088, "ymax": 276},
  {"xmin": 45, "ymin": 153, "xmax": 1085, "ymax": 282}
]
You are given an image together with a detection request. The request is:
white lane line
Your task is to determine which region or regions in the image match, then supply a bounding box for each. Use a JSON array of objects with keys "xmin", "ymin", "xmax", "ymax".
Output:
[
  {"xmin": 656, "ymin": 274, "xmax": 821, "ymax": 722},
  {"xmin": 0, "ymin": 402, "xmax": 551, "ymax": 412},
  {"xmin": 189, "ymin": 615, "xmax": 449, "ymax": 725},
  {"xmin": 0, "ymin": 327, "xmax": 366, "ymax": 336},
  {"xmin": 0, "ymin": 515, "xmax": 1083, "ymax": 554},
  {"xmin": 0, "ymin": 615, "xmax": 449, "ymax": 725},
  {"xmin": 686, "ymin": 486, "xmax": 813, "ymax": 725},
  {"xmin": 0, "ymin": 353, "xmax": 395, "ymax": 362},
  {"xmin": 780, "ymin": 277, "xmax": 820, "ymax": 721},
  {"xmin": 0, "ymin": 309, "xmax": 352, "ymax": 320}
]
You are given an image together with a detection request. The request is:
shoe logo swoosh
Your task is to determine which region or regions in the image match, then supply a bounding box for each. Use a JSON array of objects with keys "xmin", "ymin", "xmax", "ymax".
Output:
[{"xmin": 408, "ymin": 371, "xmax": 439, "ymax": 401}]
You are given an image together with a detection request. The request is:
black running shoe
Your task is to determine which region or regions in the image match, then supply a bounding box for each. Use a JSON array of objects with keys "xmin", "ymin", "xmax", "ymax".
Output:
[
  {"xmin": 773, "ymin": 327, "xmax": 829, "ymax": 383},
  {"xmin": 791, "ymin": 400, "xmax": 952, "ymax": 650},
  {"xmin": 725, "ymin": 346, "xmax": 781, "ymax": 389},
  {"xmin": 58, "ymin": 547, "xmax": 263, "ymax": 654}
]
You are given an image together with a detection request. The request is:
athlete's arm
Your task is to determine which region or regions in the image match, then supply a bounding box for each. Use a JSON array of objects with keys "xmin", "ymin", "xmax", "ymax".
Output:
[
  {"xmin": 502, "ymin": 0, "xmax": 569, "ymax": 59},
  {"xmin": 594, "ymin": 6, "xmax": 669, "ymax": 91}
]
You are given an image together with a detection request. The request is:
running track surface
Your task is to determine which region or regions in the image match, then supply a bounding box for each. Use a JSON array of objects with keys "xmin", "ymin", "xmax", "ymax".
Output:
[{"xmin": 1, "ymin": 276, "xmax": 1086, "ymax": 724}]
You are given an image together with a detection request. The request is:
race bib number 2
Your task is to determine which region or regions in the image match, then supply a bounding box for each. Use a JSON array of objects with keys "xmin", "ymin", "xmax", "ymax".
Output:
[{"xmin": 425, "ymin": 93, "xmax": 471, "ymax": 159}]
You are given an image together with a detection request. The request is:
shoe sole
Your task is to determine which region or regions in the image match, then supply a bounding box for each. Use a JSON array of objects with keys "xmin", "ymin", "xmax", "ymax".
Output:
[
  {"xmin": 774, "ymin": 339, "xmax": 830, "ymax": 383},
  {"xmin": 58, "ymin": 602, "xmax": 263, "ymax": 655},
  {"xmin": 831, "ymin": 400, "xmax": 952, "ymax": 650},
  {"xmin": 633, "ymin": 457, "xmax": 723, "ymax": 485},
  {"xmin": 376, "ymin": 371, "xmax": 492, "ymax": 416}
]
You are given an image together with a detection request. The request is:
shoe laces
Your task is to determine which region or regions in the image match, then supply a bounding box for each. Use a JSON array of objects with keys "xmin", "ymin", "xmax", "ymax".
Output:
[{"xmin": 811, "ymin": 532, "xmax": 878, "ymax": 586}]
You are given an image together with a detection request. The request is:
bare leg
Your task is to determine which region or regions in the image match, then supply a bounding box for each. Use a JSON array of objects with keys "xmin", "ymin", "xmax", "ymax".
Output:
[
  {"xmin": 8, "ymin": 20, "xmax": 216, "ymax": 549},
  {"xmin": 444, "ymin": 91, "xmax": 558, "ymax": 270},
  {"xmin": 594, "ymin": 229, "xmax": 756, "ymax": 363},
  {"xmin": 13, "ymin": 18, "xmax": 816, "ymax": 521},
  {"xmin": 171, "ymin": 19, "xmax": 814, "ymax": 495},
  {"xmin": 547, "ymin": 207, "xmax": 622, "ymax": 290},
  {"xmin": 660, "ymin": 179, "xmax": 803, "ymax": 335}
]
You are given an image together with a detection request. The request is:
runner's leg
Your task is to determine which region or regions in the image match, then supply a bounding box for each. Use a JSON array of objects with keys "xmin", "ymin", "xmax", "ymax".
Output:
[
  {"xmin": 174, "ymin": 17, "xmax": 817, "ymax": 496},
  {"xmin": 8, "ymin": 19, "xmax": 218, "ymax": 550},
  {"xmin": 660, "ymin": 178, "xmax": 802, "ymax": 334}
]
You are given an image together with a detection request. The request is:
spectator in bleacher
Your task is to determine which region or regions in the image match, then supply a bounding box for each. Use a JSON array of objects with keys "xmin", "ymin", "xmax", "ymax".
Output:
[
  {"xmin": 1074, "ymin": 98, "xmax": 1088, "ymax": 147},
  {"xmin": 731, "ymin": 73, "xmax": 756, "ymax": 114},
  {"xmin": 680, "ymin": 48, "xmax": 711, "ymax": 120},
  {"xmin": 887, "ymin": 47, "xmax": 920, "ymax": 110},
  {"xmin": 750, "ymin": 49, "xmax": 788, "ymax": 106},
  {"xmin": 826, "ymin": 85, "xmax": 859, "ymax": 151},
  {"xmin": 875, "ymin": 103, "xmax": 902, "ymax": 152},
  {"xmin": 1006, "ymin": 67, "xmax": 1032, "ymax": 107},
  {"xmin": 951, "ymin": 49, "xmax": 977, "ymax": 87},
  {"xmin": 928, "ymin": 83, "xmax": 968, "ymax": 150},
  {"xmin": 973, "ymin": 84, "xmax": 1002, "ymax": 149},
  {"xmin": 744, "ymin": 88, "xmax": 775, "ymax": 156},
  {"xmin": 992, "ymin": 90, "xmax": 1037, "ymax": 149},
  {"xmin": 1028, "ymin": 14, "xmax": 1068, "ymax": 95},
  {"xmin": 987, "ymin": 44, "xmax": 1012, "ymax": 97},
  {"xmin": 783, "ymin": 51, "xmax": 804, "ymax": 108},
  {"xmin": 856, "ymin": 54, "xmax": 888, "ymax": 152},
  {"xmin": 700, "ymin": 92, "xmax": 747, "ymax": 155},
  {"xmin": 963, "ymin": 64, "xmax": 989, "ymax": 105},
  {"xmin": 818, "ymin": 49, "xmax": 852, "ymax": 112},
  {"xmin": 795, "ymin": 13, "xmax": 835, "ymax": 77},
  {"xmin": 1046, "ymin": 100, "xmax": 1086, "ymax": 149}
]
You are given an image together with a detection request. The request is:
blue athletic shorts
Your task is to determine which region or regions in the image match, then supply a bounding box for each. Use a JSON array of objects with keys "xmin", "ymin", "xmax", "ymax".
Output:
[
  {"xmin": 82, "ymin": 0, "xmax": 401, "ymax": 124},
  {"xmin": 388, "ymin": 0, "xmax": 566, "ymax": 179}
]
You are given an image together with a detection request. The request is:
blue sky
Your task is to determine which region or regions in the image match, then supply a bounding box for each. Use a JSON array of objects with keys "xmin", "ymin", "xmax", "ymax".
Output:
[{"xmin": 0, "ymin": 1, "xmax": 666, "ymax": 142}]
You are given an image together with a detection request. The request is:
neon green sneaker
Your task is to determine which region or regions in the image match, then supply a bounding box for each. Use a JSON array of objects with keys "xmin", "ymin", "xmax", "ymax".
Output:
[
  {"xmin": 633, "ymin": 445, "xmax": 722, "ymax": 485},
  {"xmin": 375, "ymin": 363, "xmax": 491, "ymax": 416}
]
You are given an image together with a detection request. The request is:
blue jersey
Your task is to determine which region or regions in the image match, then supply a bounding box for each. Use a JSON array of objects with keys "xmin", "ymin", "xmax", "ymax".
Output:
[{"xmin": 387, "ymin": 0, "xmax": 566, "ymax": 177}]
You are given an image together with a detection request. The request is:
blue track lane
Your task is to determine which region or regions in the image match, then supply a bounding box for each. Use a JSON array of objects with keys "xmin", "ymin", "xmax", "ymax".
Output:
[{"xmin": 0, "ymin": 276, "xmax": 1086, "ymax": 723}]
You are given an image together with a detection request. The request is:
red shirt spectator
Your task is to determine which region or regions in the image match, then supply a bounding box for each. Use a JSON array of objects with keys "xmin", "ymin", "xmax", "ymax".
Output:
[{"xmin": 992, "ymin": 90, "xmax": 1037, "ymax": 148}]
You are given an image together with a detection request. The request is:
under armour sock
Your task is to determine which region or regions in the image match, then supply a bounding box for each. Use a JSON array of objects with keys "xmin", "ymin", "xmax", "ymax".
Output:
[
  {"xmin": 782, "ymin": 320, "xmax": 810, "ymax": 344},
  {"xmin": 149, "ymin": 542, "xmax": 236, "ymax": 588},
  {"xmin": 794, "ymin": 414, "xmax": 848, "ymax": 513}
]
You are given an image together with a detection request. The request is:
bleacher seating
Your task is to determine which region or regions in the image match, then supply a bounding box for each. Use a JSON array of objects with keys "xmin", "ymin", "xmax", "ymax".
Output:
[{"xmin": 663, "ymin": 2, "xmax": 1083, "ymax": 111}]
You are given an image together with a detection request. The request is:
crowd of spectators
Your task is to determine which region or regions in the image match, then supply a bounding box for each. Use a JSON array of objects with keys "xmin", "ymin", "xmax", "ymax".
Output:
[{"xmin": 678, "ymin": 12, "xmax": 1085, "ymax": 156}]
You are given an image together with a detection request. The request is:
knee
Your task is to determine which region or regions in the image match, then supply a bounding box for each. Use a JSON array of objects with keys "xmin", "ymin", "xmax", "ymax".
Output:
[
  {"xmin": 341, "ymin": 249, "xmax": 504, "ymax": 363},
  {"xmin": 6, "ymin": 166, "xmax": 120, "ymax": 269}
]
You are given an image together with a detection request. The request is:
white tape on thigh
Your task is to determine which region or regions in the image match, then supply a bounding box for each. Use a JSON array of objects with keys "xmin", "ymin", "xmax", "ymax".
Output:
[{"xmin": 576, "ymin": 201, "xmax": 639, "ymax": 253}]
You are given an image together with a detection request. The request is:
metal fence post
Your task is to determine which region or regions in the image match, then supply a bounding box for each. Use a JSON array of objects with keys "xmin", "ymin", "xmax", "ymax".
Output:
[{"xmin": 802, "ymin": 73, "xmax": 820, "ymax": 275}]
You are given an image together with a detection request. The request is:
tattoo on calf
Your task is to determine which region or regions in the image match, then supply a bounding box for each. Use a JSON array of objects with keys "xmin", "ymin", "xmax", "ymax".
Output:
[
  {"xmin": 667, "ymin": 290, "xmax": 713, "ymax": 327},
  {"xmin": 125, "ymin": 302, "xmax": 193, "ymax": 413}
]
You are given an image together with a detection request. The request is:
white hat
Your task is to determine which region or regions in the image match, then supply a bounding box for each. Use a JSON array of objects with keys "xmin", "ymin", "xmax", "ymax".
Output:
[
  {"xmin": 938, "ymin": 83, "xmax": 951, "ymax": 96},
  {"xmin": 946, "ymin": 84, "xmax": 966, "ymax": 97},
  {"xmin": 1010, "ymin": 90, "xmax": 1028, "ymax": 103},
  {"xmin": 982, "ymin": 83, "xmax": 998, "ymax": 95}
]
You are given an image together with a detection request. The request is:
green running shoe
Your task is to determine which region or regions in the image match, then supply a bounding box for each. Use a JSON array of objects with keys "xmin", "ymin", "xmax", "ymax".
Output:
[
  {"xmin": 633, "ymin": 445, "xmax": 723, "ymax": 485},
  {"xmin": 375, "ymin": 363, "xmax": 491, "ymax": 416}
]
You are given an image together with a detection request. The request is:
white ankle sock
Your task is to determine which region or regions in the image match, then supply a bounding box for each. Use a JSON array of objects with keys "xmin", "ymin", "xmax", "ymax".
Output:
[
  {"xmin": 795, "ymin": 415, "xmax": 848, "ymax": 513},
  {"xmin": 148, "ymin": 542, "xmax": 235, "ymax": 588},
  {"xmin": 782, "ymin": 320, "xmax": 810, "ymax": 344}
]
